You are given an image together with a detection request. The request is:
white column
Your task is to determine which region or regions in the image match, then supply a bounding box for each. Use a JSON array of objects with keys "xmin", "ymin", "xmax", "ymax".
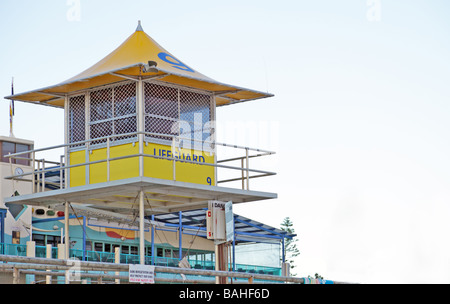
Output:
[
  {"xmin": 65, "ymin": 202, "xmax": 70, "ymax": 259},
  {"xmin": 46, "ymin": 244, "xmax": 52, "ymax": 284},
  {"xmin": 139, "ymin": 190, "xmax": 145, "ymax": 265},
  {"xmin": 115, "ymin": 246, "xmax": 120, "ymax": 284},
  {"xmin": 137, "ymin": 78, "xmax": 144, "ymax": 177}
]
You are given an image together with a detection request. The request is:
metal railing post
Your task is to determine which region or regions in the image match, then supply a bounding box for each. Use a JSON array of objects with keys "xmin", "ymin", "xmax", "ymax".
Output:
[
  {"xmin": 60, "ymin": 155, "xmax": 64, "ymax": 190},
  {"xmin": 241, "ymin": 158, "xmax": 245, "ymax": 190},
  {"xmin": 41, "ymin": 159, "xmax": 46, "ymax": 191},
  {"xmin": 32, "ymin": 151, "xmax": 36, "ymax": 193},
  {"xmin": 245, "ymin": 148, "xmax": 249, "ymax": 190},
  {"xmin": 106, "ymin": 137, "xmax": 110, "ymax": 182}
]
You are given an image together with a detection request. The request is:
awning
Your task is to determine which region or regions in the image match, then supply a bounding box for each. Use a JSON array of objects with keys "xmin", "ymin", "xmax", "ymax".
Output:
[
  {"xmin": 5, "ymin": 21, "xmax": 273, "ymax": 108},
  {"xmin": 152, "ymin": 209, "xmax": 295, "ymax": 243}
]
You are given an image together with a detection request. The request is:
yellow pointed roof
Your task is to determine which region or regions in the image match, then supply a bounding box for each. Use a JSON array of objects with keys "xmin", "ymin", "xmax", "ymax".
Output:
[{"xmin": 6, "ymin": 22, "xmax": 272, "ymax": 108}]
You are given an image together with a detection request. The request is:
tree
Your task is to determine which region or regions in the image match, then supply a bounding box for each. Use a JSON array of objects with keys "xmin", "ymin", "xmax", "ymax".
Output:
[
  {"xmin": 280, "ymin": 217, "xmax": 300, "ymax": 275},
  {"xmin": 308, "ymin": 273, "xmax": 324, "ymax": 280}
]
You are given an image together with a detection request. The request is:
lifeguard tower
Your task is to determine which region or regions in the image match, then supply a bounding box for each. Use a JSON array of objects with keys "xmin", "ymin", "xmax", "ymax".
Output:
[{"xmin": 3, "ymin": 22, "xmax": 277, "ymax": 268}]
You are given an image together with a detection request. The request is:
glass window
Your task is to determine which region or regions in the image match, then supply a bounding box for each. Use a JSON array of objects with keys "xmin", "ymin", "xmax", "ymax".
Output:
[
  {"xmin": 104, "ymin": 243, "xmax": 111, "ymax": 253},
  {"xmin": 1, "ymin": 141, "xmax": 31, "ymax": 165},
  {"xmin": 94, "ymin": 242, "xmax": 103, "ymax": 252},
  {"xmin": 90, "ymin": 88, "xmax": 113, "ymax": 121},
  {"xmin": 88, "ymin": 83, "xmax": 137, "ymax": 146},
  {"xmin": 1, "ymin": 141, "xmax": 15, "ymax": 163},
  {"xmin": 32, "ymin": 234, "xmax": 45, "ymax": 246},
  {"xmin": 85, "ymin": 240, "xmax": 92, "ymax": 251},
  {"xmin": 46, "ymin": 235, "xmax": 61, "ymax": 247},
  {"xmin": 164, "ymin": 248, "xmax": 172, "ymax": 258},
  {"xmin": 143, "ymin": 82, "xmax": 213, "ymax": 148},
  {"xmin": 15, "ymin": 143, "xmax": 30, "ymax": 166}
]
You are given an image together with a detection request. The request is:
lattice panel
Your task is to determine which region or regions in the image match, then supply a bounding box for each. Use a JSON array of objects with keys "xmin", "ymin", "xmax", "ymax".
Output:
[
  {"xmin": 115, "ymin": 116, "xmax": 137, "ymax": 140},
  {"xmin": 144, "ymin": 81, "xmax": 212, "ymax": 146},
  {"xmin": 68, "ymin": 94, "xmax": 86, "ymax": 146},
  {"xmin": 144, "ymin": 83, "xmax": 178, "ymax": 118},
  {"xmin": 114, "ymin": 83, "xmax": 137, "ymax": 117},
  {"xmin": 179, "ymin": 90, "xmax": 211, "ymax": 144},
  {"xmin": 144, "ymin": 82, "xmax": 179, "ymax": 142},
  {"xmin": 114, "ymin": 82, "xmax": 137, "ymax": 140},
  {"xmin": 89, "ymin": 82, "xmax": 137, "ymax": 144},
  {"xmin": 90, "ymin": 87, "xmax": 113, "ymax": 122}
]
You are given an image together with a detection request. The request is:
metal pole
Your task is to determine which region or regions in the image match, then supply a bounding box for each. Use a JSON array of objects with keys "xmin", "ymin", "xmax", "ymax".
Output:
[
  {"xmin": 32, "ymin": 151, "xmax": 36, "ymax": 193},
  {"xmin": 241, "ymin": 158, "xmax": 245, "ymax": 190},
  {"xmin": 232, "ymin": 217, "xmax": 236, "ymax": 272},
  {"xmin": 115, "ymin": 247, "xmax": 120, "ymax": 284},
  {"xmin": 139, "ymin": 190, "xmax": 145, "ymax": 265},
  {"xmin": 82, "ymin": 216, "xmax": 86, "ymax": 261},
  {"xmin": 179, "ymin": 211, "xmax": 182, "ymax": 261},
  {"xmin": 106, "ymin": 137, "xmax": 110, "ymax": 181},
  {"xmin": 137, "ymin": 79, "xmax": 144, "ymax": 177},
  {"xmin": 64, "ymin": 202, "xmax": 69, "ymax": 259},
  {"xmin": 64, "ymin": 95, "xmax": 69, "ymax": 189},
  {"xmin": 151, "ymin": 214, "xmax": 155, "ymax": 265},
  {"xmin": 46, "ymin": 244, "xmax": 52, "ymax": 284},
  {"xmin": 0, "ymin": 211, "xmax": 5, "ymax": 247},
  {"xmin": 245, "ymin": 148, "xmax": 249, "ymax": 190},
  {"xmin": 59, "ymin": 155, "xmax": 64, "ymax": 189},
  {"xmin": 42, "ymin": 158, "xmax": 46, "ymax": 191},
  {"xmin": 0, "ymin": 255, "xmax": 309, "ymax": 284}
]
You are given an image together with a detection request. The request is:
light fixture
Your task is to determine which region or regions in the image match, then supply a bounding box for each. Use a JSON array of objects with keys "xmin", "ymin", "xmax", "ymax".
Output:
[{"xmin": 143, "ymin": 60, "xmax": 158, "ymax": 73}]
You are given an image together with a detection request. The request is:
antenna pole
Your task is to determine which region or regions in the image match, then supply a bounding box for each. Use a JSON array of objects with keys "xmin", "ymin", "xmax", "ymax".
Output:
[{"xmin": 9, "ymin": 77, "xmax": 15, "ymax": 137}]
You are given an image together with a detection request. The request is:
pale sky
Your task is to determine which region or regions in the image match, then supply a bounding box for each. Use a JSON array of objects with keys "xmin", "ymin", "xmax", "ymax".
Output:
[{"xmin": 1, "ymin": 0, "xmax": 450, "ymax": 283}]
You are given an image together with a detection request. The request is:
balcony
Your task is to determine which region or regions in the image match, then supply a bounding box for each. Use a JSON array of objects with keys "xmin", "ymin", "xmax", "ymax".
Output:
[
  {"xmin": 0, "ymin": 242, "xmax": 282, "ymax": 277},
  {"xmin": 4, "ymin": 131, "xmax": 277, "ymax": 215}
]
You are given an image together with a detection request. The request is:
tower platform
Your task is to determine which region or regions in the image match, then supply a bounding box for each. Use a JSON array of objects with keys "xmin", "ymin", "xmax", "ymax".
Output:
[{"xmin": 4, "ymin": 176, "xmax": 276, "ymax": 216}]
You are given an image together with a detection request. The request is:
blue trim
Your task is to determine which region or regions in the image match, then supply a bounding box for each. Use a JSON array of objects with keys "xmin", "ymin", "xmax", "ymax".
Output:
[
  {"xmin": 87, "ymin": 222, "xmax": 150, "ymax": 232},
  {"xmin": 151, "ymin": 215, "xmax": 155, "ymax": 265},
  {"xmin": 232, "ymin": 216, "xmax": 236, "ymax": 272},
  {"xmin": 235, "ymin": 217, "xmax": 290, "ymax": 239},
  {"xmin": 178, "ymin": 211, "xmax": 182, "ymax": 261},
  {"xmin": 32, "ymin": 215, "xmax": 78, "ymax": 223},
  {"xmin": 0, "ymin": 209, "xmax": 6, "ymax": 249},
  {"xmin": 82, "ymin": 216, "xmax": 86, "ymax": 261},
  {"xmin": 236, "ymin": 230, "xmax": 284, "ymax": 240}
]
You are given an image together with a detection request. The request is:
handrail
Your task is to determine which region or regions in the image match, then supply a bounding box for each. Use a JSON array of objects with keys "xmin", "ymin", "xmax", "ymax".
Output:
[
  {"xmin": 4, "ymin": 131, "xmax": 276, "ymax": 192},
  {"xmin": 4, "ymin": 131, "xmax": 275, "ymax": 158},
  {"xmin": 0, "ymin": 254, "xmax": 304, "ymax": 284}
]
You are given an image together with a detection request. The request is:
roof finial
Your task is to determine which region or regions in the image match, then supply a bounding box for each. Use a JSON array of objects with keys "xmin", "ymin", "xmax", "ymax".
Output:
[{"xmin": 136, "ymin": 20, "xmax": 143, "ymax": 32}]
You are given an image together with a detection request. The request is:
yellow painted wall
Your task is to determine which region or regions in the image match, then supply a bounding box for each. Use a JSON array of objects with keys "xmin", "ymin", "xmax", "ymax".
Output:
[
  {"xmin": 69, "ymin": 142, "xmax": 215, "ymax": 187},
  {"xmin": 69, "ymin": 150, "xmax": 86, "ymax": 187},
  {"xmin": 144, "ymin": 142, "xmax": 215, "ymax": 186}
]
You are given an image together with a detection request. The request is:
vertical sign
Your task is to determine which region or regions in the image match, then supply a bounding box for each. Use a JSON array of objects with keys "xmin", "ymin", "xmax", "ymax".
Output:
[
  {"xmin": 225, "ymin": 201, "xmax": 234, "ymax": 243},
  {"xmin": 206, "ymin": 207, "xmax": 213, "ymax": 239},
  {"xmin": 207, "ymin": 201, "xmax": 233, "ymax": 242},
  {"xmin": 129, "ymin": 264, "xmax": 155, "ymax": 283}
]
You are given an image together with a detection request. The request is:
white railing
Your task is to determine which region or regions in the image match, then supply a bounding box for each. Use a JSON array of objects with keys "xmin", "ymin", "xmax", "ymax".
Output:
[
  {"xmin": 0, "ymin": 254, "xmax": 306, "ymax": 284},
  {"xmin": 4, "ymin": 131, "xmax": 276, "ymax": 193}
]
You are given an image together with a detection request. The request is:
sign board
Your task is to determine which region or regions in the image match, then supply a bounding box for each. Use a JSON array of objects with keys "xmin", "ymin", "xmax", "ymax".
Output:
[
  {"xmin": 129, "ymin": 264, "xmax": 155, "ymax": 284},
  {"xmin": 207, "ymin": 200, "xmax": 233, "ymax": 242},
  {"xmin": 225, "ymin": 201, "xmax": 234, "ymax": 243}
]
